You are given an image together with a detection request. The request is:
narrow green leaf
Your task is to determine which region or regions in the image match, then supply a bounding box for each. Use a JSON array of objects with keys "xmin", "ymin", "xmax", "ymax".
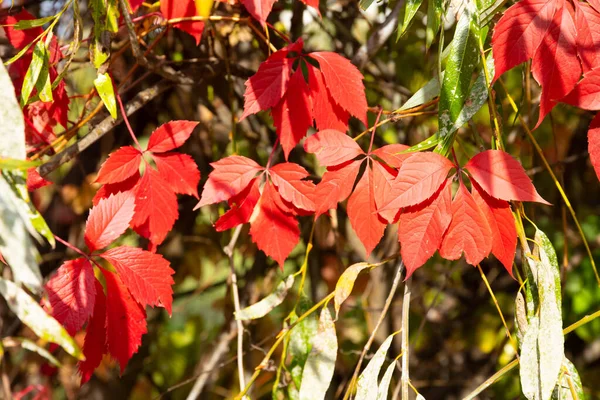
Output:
[
  {"xmin": 0, "ymin": 278, "xmax": 82, "ymax": 360},
  {"xmin": 425, "ymin": 0, "xmax": 443, "ymax": 49},
  {"xmin": 375, "ymin": 361, "xmax": 396, "ymax": 400},
  {"xmin": 94, "ymin": 73, "xmax": 117, "ymax": 119},
  {"xmin": 400, "ymin": 0, "xmax": 424, "ymax": 36},
  {"xmin": 288, "ymin": 297, "xmax": 318, "ymax": 399},
  {"xmin": 521, "ymin": 229, "xmax": 564, "ymax": 400},
  {"xmin": 0, "ymin": 158, "xmax": 40, "ymax": 171},
  {"xmin": 21, "ymin": 41, "xmax": 47, "ymax": 106},
  {"xmin": 13, "ymin": 15, "xmax": 56, "ymax": 30},
  {"xmin": 334, "ymin": 262, "xmax": 370, "ymax": 319},
  {"xmin": 298, "ymin": 307, "xmax": 338, "ymax": 400},
  {"xmin": 551, "ymin": 358, "xmax": 585, "ymax": 400},
  {"xmin": 17, "ymin": 338, "xmax": 62, "ymax": 367},
  {"xmin": 5, "ymin": 39, "xmax": 36, "ymax": 66},
  {"xmin": 356, "ymin": 333, "xmax": 396, "ymax": 400},
  {"xmin": 437, "ymin": 5, "xmax": 481, "ymax": 156},
  {"xmin": 399, "ymin": 75, "xmax": 441, "ymax": 111},
  {"xmin": 236, "ymin": 275, "xmax": 295, "ymax": 320},
  {"xmin": 35, "ymin": 46, "xmax": 53, "ymax": 102}
]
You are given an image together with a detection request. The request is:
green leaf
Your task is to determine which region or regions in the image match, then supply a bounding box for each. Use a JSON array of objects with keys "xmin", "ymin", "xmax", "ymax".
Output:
[
  {"xmin": 0, "ymin": 278, "xmax": 82, "ymax": 360},
  {"xmin": 94, "ymin": 73, "xmax": 117, "ymax": 119},
  {"xmin": 376, "ymin": 361, "xmax": 397, "ymax": 400},
  {"xmin": 359, "ymin": 0, "xmax": 376, "ymax": 10},
  {"xmin": 13, "ymin": 15, "xmax": 56, "ymax": 30},
  {"xmin": 235, "ymin": 275, "xmax": 295, "ymax": 320},
  {"xmin": 356, "ymin": 333, "xmax": 396, "ymax": 400},
  {"xmin": 288, "ymin": 296, "xmax": 318, "ymax": 399},
  {"xmin": 298, "ymin": 307, "xmax": 337, "ymax": 400},
  {"xmin": 14, "ymin": 338, "xmax": 62, "ymax": 367},
  {"xmin": 21, "ymin": 41, "xmax": 48, "ymax": 106},
  {"xmin": 400, "ymin": 0, "xmax": 424, "ymax": 37},
  {"xmin": 437, "ymin": 5, "xmax": 481, "ymax": 156},
  {"xmin": 551, "ymin": 358, "xmax": 585, "ymax": 400},
  {"xmin": 520, "ymin": 229, "xmax": 564, "ymax": 400},
  {"xmin": 425, "ymin": 0, "xmax": 443, "ymax": 49},
  {"xmin": 35, "ymin": 46, "xmax": 53, "ymax": 102},
  {"xmin": 334, "ymin": 262, "xmax": 371, "ymax": 319},
  {"xmin": 0, "ymin": 158, "xmax": 40, "ymax": 171},
  {"xmin": 399, "ymin": 75, "xmax": 441, "ymax": 111}
]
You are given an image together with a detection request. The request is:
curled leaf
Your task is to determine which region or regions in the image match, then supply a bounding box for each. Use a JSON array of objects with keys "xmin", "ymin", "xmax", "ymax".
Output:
[{"xmin": 235, "ymin": 275, "xmax": 295, "ymax": 320}]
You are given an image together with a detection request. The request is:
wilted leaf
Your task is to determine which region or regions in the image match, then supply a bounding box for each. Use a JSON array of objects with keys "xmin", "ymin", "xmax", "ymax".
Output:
[
  {"xmin": 236, "ymin": 275, "xmax": 295, "ymax": 320},
  {"xmin": 356, "ymin": 332, "xmax": 396, "ymax": 400},
  {"xmin": 334, "ymin": 262, "xmax": 370, "ymax": 319}
]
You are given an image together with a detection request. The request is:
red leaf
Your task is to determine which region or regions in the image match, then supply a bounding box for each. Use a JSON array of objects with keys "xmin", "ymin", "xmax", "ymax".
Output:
[
  {"xmin": 398, "ymin": 179, "xmax": 452, "ymax": 277},
  {"xmin": 241, "ymin": 0, "xmax": 278, "ymax": 26},
  {"xmin": 100, "ymin": 246, "xmax": 175, "ymax": 314},
  {"xmin": 272, "ymin": 68, "xmax": 313, "ymax": 159},
  {"xmin": 377, "ymin": 152, "xmax": 455, "ymax": 219},
  {"xmin": 215, "ymin": 178, "xmax": 261, "ymax": 232},
  {"xmin": 152, "ymin": 152, "xmax": 200, "ymax": 198},
  {"xmin": 491, "ymin": 0, "xmax": 559, "ymax": 81},
  {"xmin": 439, "ymin": 183, "xmax": 492, "ymax": 265},
  {"xmin": 347, "ymin": 165, "xmax": 387, "ymax": 257},
  {"xmin": 95, "ymin": 146, "xmax": 142, "ymax": 184},
  {"xmin": 160, "ymin": 0, "xmax": 204, "ymax": 44},
  {"xmin": 588, "ymin": 113, "xmax": 600, "ymax": 182},
  {"xmin": 79, "ymin": 280, "xmax": 106, "ymax": 384},
  {"xmin": 269, "ymin": 163, "xmax": 315, "ymax": 212},
  {"xmin": 309, "ymin": 52, "xmax": 368, "ymax": 126},
  {"xmin": 464, "ymin": 150, "xmax": 550, "ymax": 204},
  {"xmin": 46, "ymin": 258, "xmax": 96, "ymax": 336},
  {"xmin": 249, "ymin": 183, "xmax": 300, "ymax": 267},
  {"xmin": 314, "ymin": 160, "xmax": 363, "ymax": 216},
  {"xmin": 93, "ymin": 171, "xmax": 140, "ymax": 206},
  {"xmin": 372, "ymin": 160, "xmax": 400, "ymax": 223},
  {"xmin": 575, "ymin": 3, "xmax": 600, "ymax": 72},
  {"xmin": 562, "ymin": 68, "xmax": 600, "ymax": 110},
  {"xmin": 371, "ymin": 144, "xmax": 411, "ymax": 168},
  {"xmin": 531, "ymin": 3, "xmax": 580, "ymax": 127},
  {"xmin": 196, "ymin": 156, "xmax": 264, "ymax": 208},
  {"xmin": 129, "ymin": 0, "xmax": 144, "ymax": 11},
  {"xmin": 26, "ymin": 168, "xmax": 51, "ymax": 191},
  {"xmin": 240, "ymin": 43, "xmax": 301, "ymax": 119},
  {"xmin": 0, "ymin": 10, "xmax": 43, "ymax": 50},
  {"xmin": 306, "ymin": 65, "xmax": 350, "ymax": 132},
  {"xmin": 304, "ymin": 129, "xmax": 365, "ymax": 167},
  {"xmin": 130, "ymin": 168, "xmax": 179, "ymax": 246},
  {"xmin": 102, "ymin": 270, "xmax": 147, "ymax": 373},
  {"xmin": 146, "ymin": 121, "xmax": 198, "ymax": 153},
  {"xmin": 472, "ymin": 183, "xmax": 517, "ymax": 276},
  {"xmin": 85, "ymin": 192, "xmax": 136, "ymax": 252}
]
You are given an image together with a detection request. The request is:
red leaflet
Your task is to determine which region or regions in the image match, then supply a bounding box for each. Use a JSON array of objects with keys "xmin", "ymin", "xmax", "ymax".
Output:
[
  {"xmin": 196, "ymin": 156, "xmax": 264, "ymax": 209},
  {"xmin": 146, "ymin": 121, "xmax": 199, "ymax": 153},
  {"xmin": 130, "ymin": 168, "xmax": 179, "ymax": 246},
  {"xmin": 160, "ymin": 0, "xmax": 204, "ymax": 44},
  {"xmin": 26, "ymin": 168, "xmax": 51, "ymax": 191},
  {"xmin": 371, "ymin": 161, "xmax": 398, "ymax": 222},
  {"xmin": 241, "ymin": 0, "xmax": 278, "ymax": 26},
  {"xmin": 102, "ymin": 270, "xmax": 147, "ymax": 373},
  {"xmin": 214, "ymin": 179, "xmax": 261, "ymax": 232},
  {"xmin": 79, "ymin": 280, "xmax": 107, "ymax": 384},
  {"xmin": 491, "ymin": 0, "xmax": 558, "ymax": 82},
  {"xmin": 95, "ymin": 146, "xmax": 142, "ymax": 184},
  {"xmin": 0, "ymin": 10, "xmax": 43, "ymax": 49},
  {"xmin": 100, "ymin": 246, "xmax": 175, "ymax": 314},
  {"xmin": 531, "ymin": 3, "xmax": 580, "ymax": 127},
  {"xmin": 472, "ymin": 184, "xmax": 517, "ymax": 276},
  {"xmin": 304, "ymin": 130, "xmax": 365, "ymax": 167},
  {"xmin": 439, "ymin": 183, "xmax": 492, "ymax": 266},
  {"xmin": 84, "ymin": 192, "xmax": 136, "ymax": 252},
  {"xmin": 93, "ymin": 171, "xmax": 140, "ymax": 206},
  {"xmin": 562, "ymin": 68, "xmax": 600, "ymax": 110},
  {"xmin": 575, "ymin": 3, "xmax": 600, "ymax": 72},
  {"xmin": 398, "ymin": 179, "xmax": 452, "ymax": 277},
  {"xmin": 272, "ymin": 68, "xmax": 314, "ymax": 158},
  {"xmin": 314, "ymin": 160, "xmax": 363, "ymax": 216},
  {"xmin": 309, "ymin": 52, "xmax": 368, "ymax": 126},
  {"xmin": 46, "ymin": 258, "xmax": 96, "ymax": 336},
  {"xmin": 371, "ymin": 144, "xmax": 411, "ymax": 168},
  {"xmin": 152, "ymin": 153, "xmax": 200, "ymax": 198},
  {"xmin": 377, "ymin": 152, "xmax": 455, "ymax": 221},
  {"xmin": 269, "ymin": 163, "xmax": 316, "ymax": 212},
  {"xmin": 588, "ymin": 113, "xmax": 600, "ymax": 182},
  {"xmin": 347, "ymin": 165, "xmax": 387, "ymax": 257},
  {"xmin": 249, "ymin": 183, "xmax": 300, "ymax": 267},
  {"xmin": 307, "ymin": 65, "xmax": 350, "ymax": 132},
  {"xmin": 464, "ymin": 150, "xmax": 550, "ymax": 204}
]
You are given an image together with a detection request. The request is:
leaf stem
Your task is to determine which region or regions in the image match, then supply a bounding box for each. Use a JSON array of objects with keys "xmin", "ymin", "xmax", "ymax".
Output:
[
  {"xmin": 115, "ymin": 90, "xmax": 143, "ymax": 151},
  {"xmin": 368, "ymin": 107, "xmax": 383, "ymax": 154},
  {"xmin": 401, "ymin": 276, "xmax": 411, "ymax": 400}
]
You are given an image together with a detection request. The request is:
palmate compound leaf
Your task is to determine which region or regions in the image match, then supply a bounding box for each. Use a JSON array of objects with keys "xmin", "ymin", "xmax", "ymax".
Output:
[
  {"xmin": 100, "ymin": 246, "xmax": 175, "ymax": 314},
  {"xmin": 439, "ymin": 182, "xmax": 493, "ymax": 266},
  {"xmin": 45, "ymin": 258, "xmax": 96, "ymax": 336},
  {"xmin": 464, "ymin": 150, "xmax": 550, "ymax": 204},
  {"xmin": 84, "ymin": 191, "xmax": 136, "ymax": 252},
  {"xmin": 160, "ymin": 0, "xmax": 204, "ymax": 44},
  {"xmin": 79, "ymin": 280, "xmax": 107, "ymax": 384}
]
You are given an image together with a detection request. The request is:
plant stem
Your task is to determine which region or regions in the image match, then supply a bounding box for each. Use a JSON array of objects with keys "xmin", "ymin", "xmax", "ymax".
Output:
[{"xmin": 401, "ymin": 276, "xmax": 411, "ymax": 400}]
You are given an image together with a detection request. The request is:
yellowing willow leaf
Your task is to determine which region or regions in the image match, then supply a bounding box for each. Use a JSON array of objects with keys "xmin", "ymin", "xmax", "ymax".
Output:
[
  {"xmin": 520, "ymin": 229, "xmax": 564, "ymax": 400},
  {"xmin": 298, "ymin": 307, "xmax": 337, "ymax": 400},
  {"xmin": 356, "ymin": 332, "xmax": 396, "ymax": 400},
  {"xmin": 94, "ymin": 73, "xmax": 117, "ymax": 119},
  {"xmin": 0, "ymin": 278, "xmax": 82, "ymax": 360},
  {"xmin": 287, "ymin": 296, "xmax": 318, "ymax": 399},
  {"xmin": 21, "ymin": 41, "xmax": 48, "ymax": 106},
  {"xmin": 334, "ymin": 262, "xmax": 371, "ymax": 319},
  {"xmin": 235, "ymin": 275, "xmax": 295, "ymax": 320}
]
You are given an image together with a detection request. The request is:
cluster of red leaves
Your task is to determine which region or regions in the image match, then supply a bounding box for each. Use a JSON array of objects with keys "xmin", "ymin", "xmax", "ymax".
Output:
[
  {"xmin": 45, "ymin": 191, "xmax": 175, "ymax": 382},
  {"xmin": 0, "ymin": 10, "xmax": 70, "ymax": 149},
  {"xmin": 492, "ymin": 0, "xmax": 600, "ymax": 180},
  {"xmin": 240, "ymin": 39, "xmax": 368, "ymax": 158},
  {"xmin": 93, "ymin": 121, "xmax": 201, "ymax": 249}
]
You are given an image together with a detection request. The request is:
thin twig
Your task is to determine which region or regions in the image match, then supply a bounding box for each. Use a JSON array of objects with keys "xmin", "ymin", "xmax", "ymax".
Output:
[
  {"xmin": 401, "ymin": 277, "xmax": 412, "ymax": 400},
  {"xmin": 343, "ymin": 261, "xmax": 405, "ymax": 400}
]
